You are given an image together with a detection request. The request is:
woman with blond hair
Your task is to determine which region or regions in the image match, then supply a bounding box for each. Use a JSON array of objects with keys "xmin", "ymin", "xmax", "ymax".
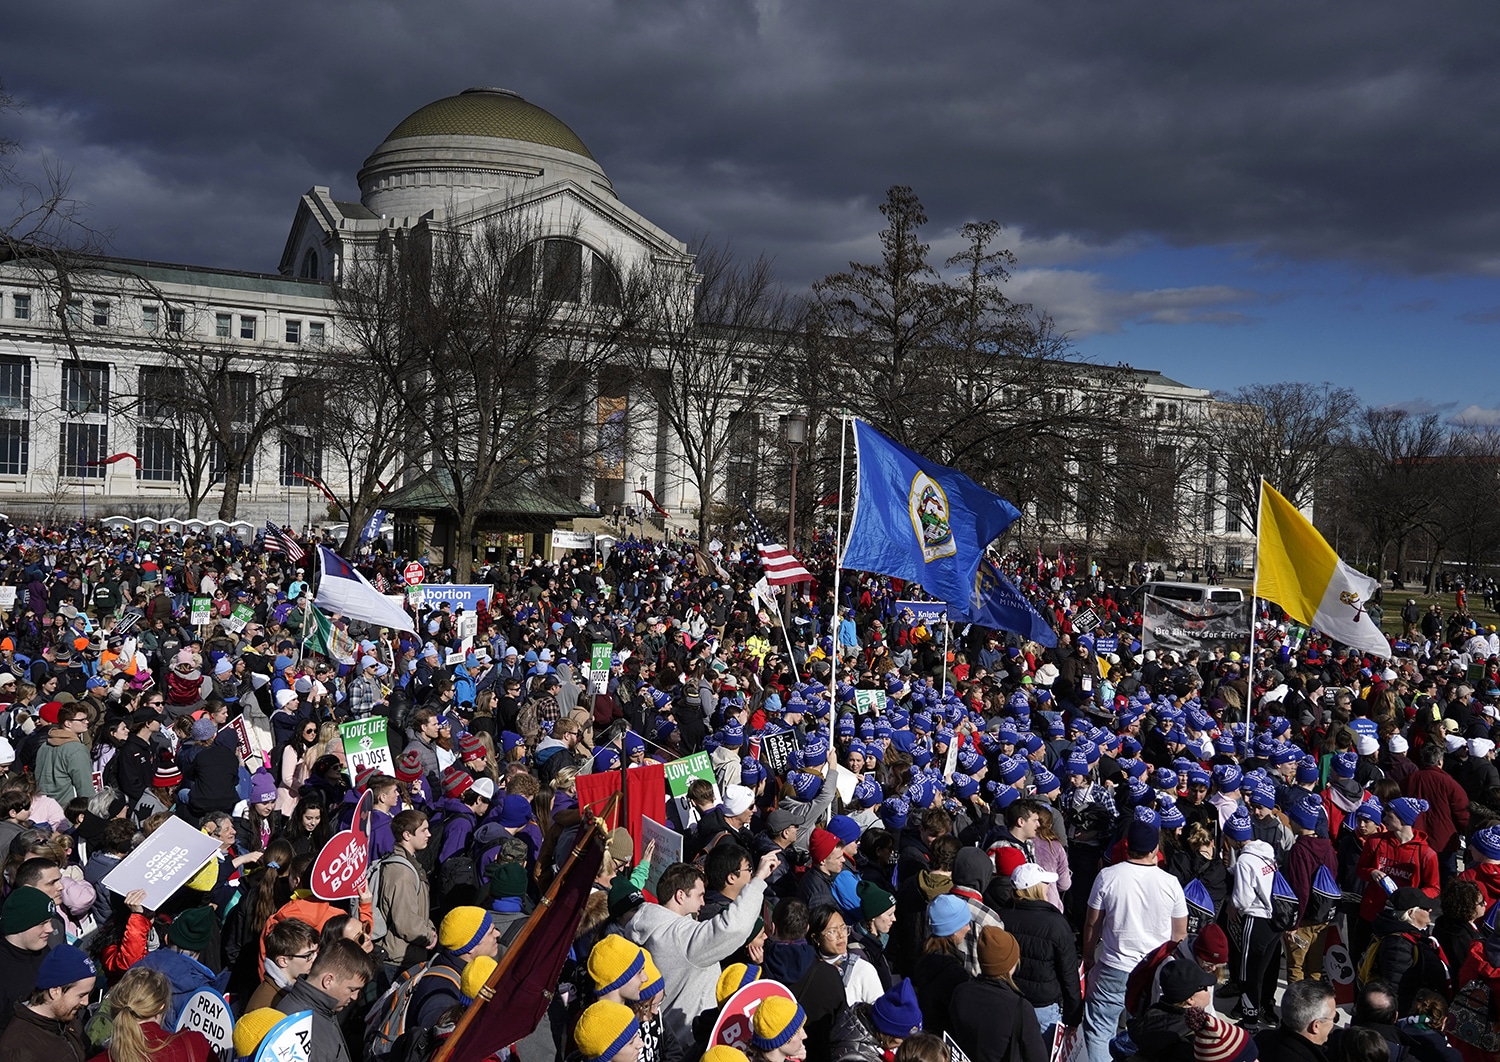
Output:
[{"xmin": 99, "ymin": 966, "xmax": 213, "ymax": 1062}]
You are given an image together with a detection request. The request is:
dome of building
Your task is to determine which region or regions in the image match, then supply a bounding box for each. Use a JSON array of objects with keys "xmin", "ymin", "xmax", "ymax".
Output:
[
  {"xmin": 381, "ymin": 88, "xmax": 595, "ymax": 161},
  {"xmin": 358, "ymin": 88, "xmax": 613, "ymax": 220}
]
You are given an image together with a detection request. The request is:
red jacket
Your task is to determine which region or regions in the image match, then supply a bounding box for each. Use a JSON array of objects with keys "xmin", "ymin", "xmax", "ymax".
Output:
[
  {"xmin": 1357, "ymin": 829, "xmax": 1440, "ymax": 922},
  {"xmin": 88, "ymin": 1022, "xmax": 211, "ymax": 1062},
  {"xmin": 1458, "ymin": 861, "xmax": 1500, "ymax": 908},
  {"xmin": 1456, "ymin": 938, "xmax": 1500, "ymax": 1062},
  {"xmin": 1402, "ymin": 766, "xmax": 1471, "ymax": 854}
]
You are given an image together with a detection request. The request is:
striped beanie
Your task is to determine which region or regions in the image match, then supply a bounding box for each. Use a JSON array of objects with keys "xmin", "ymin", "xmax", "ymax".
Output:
[
  {"xmin": 751, "ymin": 996, "xmax": 807, "ymax": 1053},
  {"xmin": 587, "ymin": 935, "xmax": 645, "ymax": 995},
  {"xmin": 574, "ymin": 1001, "xmax": 640, "ymax": 1062}
]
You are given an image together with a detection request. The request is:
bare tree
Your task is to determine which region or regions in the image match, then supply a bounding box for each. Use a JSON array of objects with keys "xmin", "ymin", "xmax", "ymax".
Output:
[
  {"xmin": 1207, "ymin": 381, "xmax": 1357, "ymax": 532},
  {"xmin": 626, "ymin": 241, "xmax": 803, "ymax": 545},
  {"xmin": 350, "ymin": 216, "xmax": 642, "ymax": 580}
]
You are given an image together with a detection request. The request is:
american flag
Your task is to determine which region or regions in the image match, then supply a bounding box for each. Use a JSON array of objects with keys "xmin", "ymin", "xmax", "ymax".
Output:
[
  {"xmin": 744, "ymin": 503, "xmax": 814, "ymax": 585},
  {"xmin": 264, "ymin": 521, "xmax": 307, "ymax": 563}
]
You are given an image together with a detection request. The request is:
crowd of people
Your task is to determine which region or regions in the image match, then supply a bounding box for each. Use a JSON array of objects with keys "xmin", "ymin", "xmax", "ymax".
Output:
[{"xmin": 0, "ymin": 518, "xmax": 1493, "ymax": 1062}]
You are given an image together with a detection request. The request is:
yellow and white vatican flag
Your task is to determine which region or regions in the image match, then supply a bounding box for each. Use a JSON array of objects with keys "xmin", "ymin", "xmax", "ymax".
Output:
[{"xmin": 1254, "ymin": 480, "xmax": 1391, "ymax": 658}]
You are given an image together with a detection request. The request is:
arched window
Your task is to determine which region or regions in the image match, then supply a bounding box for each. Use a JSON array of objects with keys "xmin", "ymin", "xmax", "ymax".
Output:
[
  {"xmin": 505, "ymin": 239, "xmax": 622, "ymax": 307},
  {"xmin": 300, "ymin": 248, "xmax": 319, "ymax": 280}
]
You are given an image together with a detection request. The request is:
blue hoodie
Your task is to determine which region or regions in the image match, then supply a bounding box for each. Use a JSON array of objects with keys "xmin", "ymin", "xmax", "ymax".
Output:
[{"xmin": 135, "ymin": 949, "xmax": 231, "ymax": 1026}]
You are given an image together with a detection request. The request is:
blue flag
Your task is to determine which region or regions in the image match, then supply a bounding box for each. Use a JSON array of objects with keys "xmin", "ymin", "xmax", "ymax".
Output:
[
  {"xmin": 955, "ymin": 557, "xmax": 1058, "ymax": 646},
  {"xmin": 841, "ymin": 419, "xmax": 1021, "ymax": 605},
  {"xmin": 358, "ymin": 508, "xmax": 387, "ymax": 547}
]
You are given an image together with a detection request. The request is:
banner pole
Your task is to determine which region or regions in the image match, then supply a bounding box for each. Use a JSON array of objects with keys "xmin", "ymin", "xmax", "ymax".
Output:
[
  {"xmin": 941, "ymin": 619, "xmax": 949, "ymax": 694},
  {"xmin": 831, "ymin": 414, "xmax": 848, "ymax": 691},
  {"xmin": 1245, "ymin": 477, "xmax": 1263, "ymax": 734}
]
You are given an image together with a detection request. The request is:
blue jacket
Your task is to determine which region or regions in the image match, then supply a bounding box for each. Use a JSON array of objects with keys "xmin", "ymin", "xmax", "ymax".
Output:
[{"xmin": 135, "ymin": 948, "xmax": 230, "ymax": 1025}]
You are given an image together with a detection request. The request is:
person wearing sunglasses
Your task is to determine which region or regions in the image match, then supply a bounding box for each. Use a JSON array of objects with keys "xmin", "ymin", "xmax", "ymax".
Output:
[{"xmin": 1253, "ymin": 978, "xmax": 1338, "ymax": 1061}]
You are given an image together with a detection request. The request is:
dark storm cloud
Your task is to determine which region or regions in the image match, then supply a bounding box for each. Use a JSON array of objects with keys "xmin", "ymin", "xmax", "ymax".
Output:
[{"xmin": 4, "ymin": 0, "xmax": 1499, "ymax": 287}]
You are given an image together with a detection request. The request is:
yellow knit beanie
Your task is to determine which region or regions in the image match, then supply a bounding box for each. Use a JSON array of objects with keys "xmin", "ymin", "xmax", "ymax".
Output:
[
  {"xmin": 234, "ymin": 1008, "xmax": 286, "ymax": 1058},
  {"xmin": 587, "ymin": 934, "xmax": 645, "ymax": 995},
  {"xmin": 701, "ymin": 1049, "xmax": 750, "ymax": 1062},
  {"xmin": 640, "ymin": 951, "xmax": 664, "ymax": 1000},
  {"xmin": 750, "ymin": 996, "xmax": 806, "ymax": 1053},
  {"xmin": 574, "ymin": 1000, "xmax": 641, "ymax": 1062},
  {"xmin": 461, "ymin": 955, "xmax": 497, "ymax": 1001},
  {"xmin": 438, "ymin": 906, "xmax": 495, "ymax": 954},
  {"xmin": 715, "ymin": 963, "xmax": 761, "ymax": 1005}
]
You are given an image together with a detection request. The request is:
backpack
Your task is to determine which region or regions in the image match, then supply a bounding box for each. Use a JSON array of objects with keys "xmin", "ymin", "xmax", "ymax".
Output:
[
  {"xmin": 1447, "ymin": 978, "xmax": 1500, "ymax": 1052},
  {"xmin": 364, "ymin": 956, "xmax": 462, "ymax": 1062},
  {"xmin": 1301, "ymin": 866, "xmax": 1340, "ymax": 927},
  {"xmin": 1268, "ymin": 869, "xmax": 1301, "ymax": 933},
  {"xmin": 1357, "ymin": 934, "xmax": 1418, "ymax": 990},
  {"xmin": 1183, "ymin": 878, "xmax": 1215, "ymax": 936}
]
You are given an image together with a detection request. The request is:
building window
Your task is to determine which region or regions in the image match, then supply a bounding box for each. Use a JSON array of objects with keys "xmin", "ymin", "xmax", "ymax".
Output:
[
  {"xmin": 92, "ymin": 301, "xmax": 110, "ymax": 328},
  {"xmin": 59, "ymin": 422, "xmax": 108, "ymax": 478},
  {"xmin": 541, "ymin": 239, "xmax": 583, "ymax": 303},
  {"xmin": 210, "ymin": 433, "xmax": 255, "ymax": 484},
  {"xmin": 11, "ymin": 295, "xmax": 29, "ymax": 321},
  {"xmin": 65, "ymin": 300, "xmax": 83, "ymax": 327},
  {"xmin": 280, "ymin": 432, "xmax": 321, "ymax": 486},
  {"xmin": 0, "ymin": 360, "xmax": 31, "ymax": 412},
  {"xmin": 136, "ymin": 426, "xmax": 179, "ymax": 481},
  {"xmin": 300, "ymin": 249, "xmax": 319, "ymax": 280},
  {"xmin": 61, "ymin": 363, "xmax": 108, "ymax": 415},
  {"xmin": 0, "ymin": 420, "xmax": 27, "ymax": 476},
  {"xmin": 591, "ymin": 256, "xmax": 622, "ymax": 307},
  {"xmin": 167, "ymin": 307, "xmax": 185, "ymax": 334},
  {"xmin": 215, "ymin": 313, "xmax": 232, "ymax": 339},
  {"xmin": 142, "ymin": 305, "xmax": 159, "ymax": 333},
  {"xmin": 240, "ymin": 316, "xmax": 256, "ymax": 340},
  {"xmin": 285, "ymin": 319, "xmax": 301, "ymax": 344},
  {"xmin": 307, "ymin": 321, "xmax": 325, "ymax": 347}
]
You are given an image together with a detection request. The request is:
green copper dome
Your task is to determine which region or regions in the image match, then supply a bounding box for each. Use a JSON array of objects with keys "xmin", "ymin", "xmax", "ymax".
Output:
[{"xmin": 382, "ymin": 88, "xmax": 594, "ymax": 160}]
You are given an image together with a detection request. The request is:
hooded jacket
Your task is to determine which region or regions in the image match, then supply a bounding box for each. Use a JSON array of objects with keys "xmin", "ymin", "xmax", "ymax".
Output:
[
  {"xmin": 134, "ymin": 949, "xmax": 231, "ymax": 1026},
  {"xmin": 623, "ymin": 878, "xmax": 768, "ymax": 1051},
  {"xmin": 1459, "ymin": 860, "xmax": 1500, "ymax": 908},
  {"xmin": 1002, "ymin": 896, "xmax": 1083, "ymax": 1025},
  {"xmin": 1357, "ymin": 830, "xmax": 1440, "ymax": 922},
  {"xmin": 1230, "ymin": 839, "xmax": 1278, "ymax": 918},
  {"xmin": 279, "ymin": 976, "xmax": 355, "ymax": 1062},
  {"xmin": 33, "ymin": 726, "xmax": 91, "ymax": 804},
  {"xmin": 0, "ymin": 1002, "xmax": 87, "ymax": 1062},
  {"xmin": 1369, "ymin": 908, "xmax": 1451, "ymax": 1013},
  {"xmin": 1402, "ymin": 766, "xmax": 1470, "ymax": 854}
]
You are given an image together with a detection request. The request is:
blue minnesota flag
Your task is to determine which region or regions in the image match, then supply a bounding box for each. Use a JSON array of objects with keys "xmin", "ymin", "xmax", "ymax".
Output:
[
  {"xmin": 841, "ymin": 419, "xmax": 1021, "ymax": 605},
  {"xmin": 959, "ymin": 557, "xmax": 1058, "ymax": 646}
]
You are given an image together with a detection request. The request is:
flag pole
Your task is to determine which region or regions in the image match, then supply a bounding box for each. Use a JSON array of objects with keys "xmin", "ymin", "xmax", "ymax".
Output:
[
  {"xmin": 1246, "ymin": 477, "xmax": 1263, "ymax": 735},
  {"xmin": 830, "ymin": 414, "xmax": 849, "ymax": 692}
]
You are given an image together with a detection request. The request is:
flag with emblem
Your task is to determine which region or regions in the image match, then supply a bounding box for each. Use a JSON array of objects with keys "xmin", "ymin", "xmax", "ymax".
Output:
[
  {"xmin": 305, "ymin": 604, "xmax": 357, "ymax": 665},
  {"xmin": 313, "ymin": 546, "xmax": 415, "ymax": 632},
  {"xmin": 744, "ymin": 502, "xmax": 814, "ymax": 585},
  {"xmin": 1254, "ymin": 479, "xmax": 1390, "ymax": 658}
]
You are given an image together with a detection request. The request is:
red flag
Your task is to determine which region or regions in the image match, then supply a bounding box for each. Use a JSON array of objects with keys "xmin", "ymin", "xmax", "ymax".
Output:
[
  {"xmin": 84, "ymin": 452, "xmax": 139, "ymax": 469},
  {"xmin": 634, "ymin": 488, "xmax": 670, "ymax": 518},
  {"xmin": 294, "ymin": 472, "xmax": 342, "ymax": 510},
  {"xmin": 571, "ymin": 761, "xmax": 666, "ymax": 861},
  {"xmin": 435, "ymin": 824, "xmax": 606, "ymax": 1062}
]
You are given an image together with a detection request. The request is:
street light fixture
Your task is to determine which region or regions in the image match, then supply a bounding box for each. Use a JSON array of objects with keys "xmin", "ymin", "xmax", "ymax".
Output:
[{"xmin": 639, "ymin": 472, "xmax": 649, "ymax": 543}]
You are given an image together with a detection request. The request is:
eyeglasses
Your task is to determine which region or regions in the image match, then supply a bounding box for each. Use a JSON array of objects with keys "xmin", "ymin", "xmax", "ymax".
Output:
[
  {"xmin": 1314, "ymin": 1010, "xmax": 1341, "ymax": 1027},
  {"xmin": 820, "ymin": 924, "xmax": 849, "ymax": 937},
  {"xmin": 289, "ymin": 949, "xmax": 318, "ymax": 961}
]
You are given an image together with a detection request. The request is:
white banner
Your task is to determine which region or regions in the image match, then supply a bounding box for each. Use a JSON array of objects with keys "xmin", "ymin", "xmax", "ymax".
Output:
[{"xmin": 551, "ymin": 530, "xmax": 596, "ymax": 550}]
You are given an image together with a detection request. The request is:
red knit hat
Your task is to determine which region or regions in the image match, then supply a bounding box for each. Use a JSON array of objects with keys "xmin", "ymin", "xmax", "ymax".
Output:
[
  {"xmin": 459, "ymin": 733, "xmax": 486, "ymax": 764},
  {"xmin": 809, "ymin": 827, "xmax": 839, "ymax": 865},
  {"xmin": 154, "ymin": 753, "xmax": 183, "ymax": 789},
  {"xmin": 442, "ymin": 766, "xmax": 474, "ymax": 800},
  {"xmin": 394, "ymin": 749, "xmax": 424, "ymax": 783},
  {"xmin": 38, "ymin": 702, "xmax": 61, "ymax": 725},
  {"xmin": 354, "ymin": 765, "xmax": 377, "ymax": 790},
  {"xmin": 994, "ymin": 847, "xmax": 1028, "ymax": 877}
]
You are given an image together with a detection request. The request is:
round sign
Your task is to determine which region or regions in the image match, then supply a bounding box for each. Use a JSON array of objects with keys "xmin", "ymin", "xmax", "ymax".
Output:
[
  {"xmin": 403, "ymin": 561, "xmax": 424, "ymax": 586},
  {"xmin": 175, "ymin": 988, "xmax": 234, "ymax": 1057},
  {"xmin": 710, "ymin": 979, "xmax": 796, "ymax": 1050}
]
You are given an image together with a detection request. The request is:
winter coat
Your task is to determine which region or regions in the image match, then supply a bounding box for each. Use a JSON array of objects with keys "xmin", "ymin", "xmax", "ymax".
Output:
[
  {"xmin": 1230, "ymin": 839, "xmax": 1278, "ymax": 918},
  {"xmin": 33, "ymin": 727, "xmax": 91, "ymax": 804},
  {"xmin": 761, "ymin": 939, "xmax": 847, "ymax": 1061},
  {"xmin": 374, "ymin": 850, "xmax": 434, "ymax": 968},
  {"xmin": 134, "ymin": 949, "xmax": 230, "ymax": 1027},
  {"xmin": 947, "ymin": 975, "xmax": 1049, "ymax": 1062},
  {"xmin": 182, "ymin": 741, "xmax": 241, "ymax": 816},
  {"xmin": 1002, "ymin": 897, "xmax": 1083, "ymax": 1026},
  {"xmin": 1402, "ymin": 767, "xmax": 1470, "ymax": 855},
  {"xmin": 279, "ymin": 977, "xmax": 355, "ymax": 1062},
  {"xmin": 829, "ymin": 1004, "xmax": 888, "ymax": 1062},
  {"xmin": 1367, "ymin": 910, "xmax": 1451, "ymax": 1014},
  {"xmin": 1460, "ymin": 861, "xmax": 1500, "ymax": 908},
  {"xmin": 0, "ymin": 1003, "xmax": 87, "ymax": 1062},
  {"xmin": 1126, "ymin": 1002, "xmax": 1196, "ymax": 1062},
  {"xmin": 624, "ymin": 878, "xmax": 769, "ymax": 1051},
  {"xmin": 1283, "ymin": 834, "xmax": 1338, "ymax": 922},
  {"xmin": 115, "ymin": 733, "xmax": 155, "ymax": 802},
  {"xmin": 0, "ymin": 939, "xmax": 48, "ymax": 1036},
  {"xmin": 85, "ymin": 1021, "xmax": 211, "ymax": 1062},
  {"xmin": 912, "ymin": 949, "xmax": 969, "ymax": 1038}
]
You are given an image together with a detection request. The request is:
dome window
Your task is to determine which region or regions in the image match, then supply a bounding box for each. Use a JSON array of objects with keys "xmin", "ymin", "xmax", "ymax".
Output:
[{"xmin": 300, "ymin": 248, "xmax": 320, "ymax": 280}]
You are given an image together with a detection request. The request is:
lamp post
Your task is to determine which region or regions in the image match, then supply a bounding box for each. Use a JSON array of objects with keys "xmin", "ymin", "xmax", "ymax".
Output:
[{"xmin": 779, "ymin": 412, "xmax": 808, "ymax": 631}]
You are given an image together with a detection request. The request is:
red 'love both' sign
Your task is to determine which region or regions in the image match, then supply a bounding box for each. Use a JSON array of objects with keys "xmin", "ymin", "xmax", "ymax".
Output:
[{"xmin": 310, "ymin": 789, "xmax": 372, "ymax": 901}]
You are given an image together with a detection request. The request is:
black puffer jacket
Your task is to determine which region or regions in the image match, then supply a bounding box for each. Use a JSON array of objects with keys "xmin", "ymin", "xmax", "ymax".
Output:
[
  {"xmin": 830, "ymin": 1004, "xmax": 885, "ymax": 1062},
  {"xmin": 1002, "ymin": 897, "xmax": 1083, "ymax": 1026}
]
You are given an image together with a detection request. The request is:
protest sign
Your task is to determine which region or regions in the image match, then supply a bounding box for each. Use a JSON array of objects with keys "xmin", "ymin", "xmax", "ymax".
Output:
[
  {"xmin": 945, "ymin": 1033, "xmax": 973, "ymax": 1062},
  {"xmin": 551, "ymin": 529, "xmax": 595, "ymax": 550},
  {"xmin": 760, "ymin": 731, "xmax": 797, "ymax": 775},
  {"xmin": 638, "ymin": 816, "xmax": 683, "ymax": 896},
  {"xmin": 852, "ymin": 689, "xmax": 882, "ymax": 715},
  {"xmin": 895, "ymin": 599, "xmax": 947, "ymax": 624},
  {"xmin": 220, "ymin": 715, "xmax": 253, "ymax": 761},
  {"xmin": 412, "ymin": 583, "xmax": 492, "ymax": 613},
  {"xmin": 1072, "ymin": 607, "xmax": 1101, "ymax": 634},
  {"xmin": 254, "ymin": 1011, "xmax": 314, "ymax": 1062},
  {"xmin": 590, "ymin": 643, "xmax": 612, "ymax": 694},
  {"xmin": 175, "ymin": 988, "xmax": 234, "ymax": 1060},
  {"xmin": 339, "ymin": 717, "xmax": 394, "ymax": 782},
  {"xmin": 102, "ymin": 815, "xmax": 223, "ymax": 910},
  {"xmin": 711, "ymin": 980, "xmax": 797, "ymax": 1051},
  {"xmin": 831, "ymin": 764, "xmax": 858, "ymax": 805},
  {"xmin": 944, "ymin": 737, "xmax": 960, "ymax": 778},
  {"xmin": 457, "ymin": 613, "xmax": 478, "ymax": 642},
  {"xmin": 224, "ymin": 604, "xmax": 254, "ymax": 633},
  {"xmin": 309, "ymin": 790, "xmax": 371, "ymax": 900},
  {"xmin": 191, "ymin": 597, "xmax": 212, "ymax": 625},
  {"xmin": 0, "ymin": 586, "xmax": 15, "ymax": 613},
  {"xmin": 1140, "ymin": 595, "xmax": 1252, "ymax": 654},
  {"xmin": 664, "ymin": 751, "xmax": 717, "ymax": 799},
  {"xmin": 1093, "ymin": 635, "xmax": 1118, "ymax": 654}
]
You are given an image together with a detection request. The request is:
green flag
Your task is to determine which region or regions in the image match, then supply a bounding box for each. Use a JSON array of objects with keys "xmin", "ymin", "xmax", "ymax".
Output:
[{"xmin": 307, "ymin": 605, "xmax": 357, "ymax": 665}]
